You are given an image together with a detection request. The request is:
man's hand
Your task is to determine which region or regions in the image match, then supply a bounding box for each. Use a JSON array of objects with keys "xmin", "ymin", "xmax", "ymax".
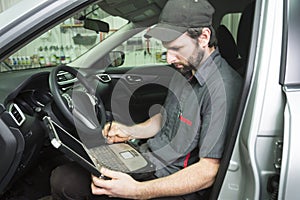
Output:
[
  {"xmin": 102, "ymin": 121, "xmax": 132, "ymax": 144},
  {"xmin": 91, "ymin": 168, "xmax": 141, "ymax": 199},
  {"xmin": 91, "ymin": 158, "xmax": 219, "ymax": 199},
  {"xmin": 102, "ymin": 114, "xmax": 162, "ymax": 144}
]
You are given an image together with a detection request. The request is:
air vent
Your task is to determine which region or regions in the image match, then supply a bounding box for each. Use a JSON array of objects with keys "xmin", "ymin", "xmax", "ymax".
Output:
[
  {"xmin": 9, "ymin": 103, "xmax": 26, "ymax": 126},
  {"xmin": 96, "ymin": 74, "xmax": 111, "ymax": 83}
]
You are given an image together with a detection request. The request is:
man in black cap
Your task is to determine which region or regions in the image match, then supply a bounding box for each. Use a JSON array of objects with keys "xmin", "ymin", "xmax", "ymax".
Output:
[
  {"xmin": 90, "ymin": 0, "xmax": 242, "ymax": 199},
  {"xmin": 51, "ymin": 0, "xmax": 242, "ymax": 199}
]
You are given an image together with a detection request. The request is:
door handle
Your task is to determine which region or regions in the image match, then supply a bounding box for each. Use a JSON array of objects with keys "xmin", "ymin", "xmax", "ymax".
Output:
[{"xmin": 126, "ymin": 75, "xmax": 143, "ymax": 83}]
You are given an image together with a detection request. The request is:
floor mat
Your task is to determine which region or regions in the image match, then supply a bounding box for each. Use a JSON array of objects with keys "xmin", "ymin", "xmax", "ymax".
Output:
[{"xmin": 1, "ymin": 147, "xmax": 70, "ymax": 200}]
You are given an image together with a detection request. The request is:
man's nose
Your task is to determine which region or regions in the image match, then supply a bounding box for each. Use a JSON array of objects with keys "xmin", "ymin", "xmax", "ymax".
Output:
[{"xmin": 166, "ymin": 51, "xmax": 176, "ymax": 64}]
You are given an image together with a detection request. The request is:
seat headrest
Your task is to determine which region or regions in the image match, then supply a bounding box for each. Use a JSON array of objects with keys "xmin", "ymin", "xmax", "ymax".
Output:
[
  {"xmin": 217, "ymin": 25, "xmax": 239, "ymax": 70},
  {"xmin": 237, "ymin": 1, "xmax": 255, "ymax": 59}
]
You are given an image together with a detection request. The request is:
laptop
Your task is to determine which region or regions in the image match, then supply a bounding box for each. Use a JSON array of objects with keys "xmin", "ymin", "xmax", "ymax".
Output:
[{"xmin": 43, "ymin": 116, "xmax": 155, "ymax": 179}]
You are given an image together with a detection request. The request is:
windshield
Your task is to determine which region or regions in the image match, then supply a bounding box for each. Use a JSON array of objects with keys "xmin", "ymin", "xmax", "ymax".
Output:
[{"xmin": 0, "ymin": 3, "xmax": 128, "ymax": 72}]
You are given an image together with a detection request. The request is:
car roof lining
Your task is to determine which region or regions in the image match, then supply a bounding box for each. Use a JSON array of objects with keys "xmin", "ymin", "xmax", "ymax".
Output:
[
  {"xmin": 98, "ymin": 0, "xmax": 167, "ymax": 24},
  {"xmin": 98, "ymin": 0, "xmax": 254, "ymax": 28}
]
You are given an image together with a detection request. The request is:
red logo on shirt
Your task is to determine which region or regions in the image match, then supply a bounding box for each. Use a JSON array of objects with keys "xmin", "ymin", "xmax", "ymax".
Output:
[{"xmin": 179, "ymin": 115, "xmax": 192, "ymax": 126}]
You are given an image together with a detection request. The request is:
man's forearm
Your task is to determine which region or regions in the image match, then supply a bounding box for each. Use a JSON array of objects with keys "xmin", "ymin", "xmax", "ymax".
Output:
[
  {"xmin": 135, "ymin": 158, "xmax": 220, "ymax": 199},
  {"xmin": 130, "ymin": 113, "xmax": 162, "ymax": 139}
]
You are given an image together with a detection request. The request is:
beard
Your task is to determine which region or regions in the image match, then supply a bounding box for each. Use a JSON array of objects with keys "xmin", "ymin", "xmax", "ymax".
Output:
[{"xmin": 178, "ymin": 44, "xmax": 204, "ymax": 76}]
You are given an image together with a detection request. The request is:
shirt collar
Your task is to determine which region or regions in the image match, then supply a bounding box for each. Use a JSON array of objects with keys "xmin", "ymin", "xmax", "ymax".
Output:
[{"xmin": 194, "ymin": 49, "xmax": 221, "ymax": 86}]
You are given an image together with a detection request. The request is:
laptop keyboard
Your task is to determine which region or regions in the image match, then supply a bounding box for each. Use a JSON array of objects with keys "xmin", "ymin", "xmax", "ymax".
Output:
[{"xmin": 89, "ymin": 145, "xmax": 129, "ymax": 172}]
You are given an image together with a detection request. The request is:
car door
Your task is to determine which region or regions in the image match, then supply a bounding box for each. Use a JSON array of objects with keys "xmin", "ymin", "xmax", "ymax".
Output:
[
  {"xmin": 278, "ymin": 0, "xmax": 300, "ymax": 199},
  {"xmin": 96, "ymin": 30, "xmax": 176, "ymax": 126},
  {"xmin": 105, "ymin": 64, "xmax": 175, "ymax": 125}
]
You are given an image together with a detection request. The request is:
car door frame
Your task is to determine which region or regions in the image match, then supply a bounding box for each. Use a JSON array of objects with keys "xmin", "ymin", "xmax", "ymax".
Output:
[{"xmin": 278, "ymin": 0, "xmax": 300, "ymax": 199}]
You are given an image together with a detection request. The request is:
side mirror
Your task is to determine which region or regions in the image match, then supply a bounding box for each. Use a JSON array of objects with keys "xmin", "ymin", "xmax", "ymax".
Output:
[
  {"xmin": 160, "ymin": 52, "xmax": 167, "ymax": 62},
  {"xmin": 84, "ymin": 18, "xmax": 109, "ymax": 33},
  {"xmin": 109, "ymin": 51, "xmax": 125, "ymax": 67}
]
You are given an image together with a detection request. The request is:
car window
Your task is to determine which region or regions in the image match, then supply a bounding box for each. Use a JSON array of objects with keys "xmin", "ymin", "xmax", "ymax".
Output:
[
  {"xmin": 0, "ymin": 3, "xmax": 128, "ymax": 72},
  {"xmin": 112, "ymin": 29, "xmax": 167, "ymax": 68},
  {"xmin": 221, "ymin": 13, "xmax": 241, "ymax": 43},
  {"xmin": 112, "ymin": 12, "xmax": 243, "ymax": 69},
  {"xmin": 0, "ymin": 0, "xmax": 22, "ymax": 13}
]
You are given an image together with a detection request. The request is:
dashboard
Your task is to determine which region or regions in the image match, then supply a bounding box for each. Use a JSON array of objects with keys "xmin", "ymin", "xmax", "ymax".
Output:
[{"xmin": 0, "ymin": 66, "xmax": 111, "ymax": 191}]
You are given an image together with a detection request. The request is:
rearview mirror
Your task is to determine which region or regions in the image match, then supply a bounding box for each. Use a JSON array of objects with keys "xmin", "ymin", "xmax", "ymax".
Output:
[{"xmin": 84, "ymin": 18, "xmax": 109, "ymax": 33}]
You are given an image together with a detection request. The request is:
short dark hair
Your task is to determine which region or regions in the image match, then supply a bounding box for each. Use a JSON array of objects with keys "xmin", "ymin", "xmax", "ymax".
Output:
[{"xmin": 186, "ymin": 26, "xmax": 217, "ymax": 48}]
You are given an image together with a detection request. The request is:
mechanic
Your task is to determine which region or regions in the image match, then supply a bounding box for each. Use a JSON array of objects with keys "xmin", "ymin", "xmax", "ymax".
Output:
[{"xmin": 50, "ymin": 0, "xmax": 242, "ymax": 199}]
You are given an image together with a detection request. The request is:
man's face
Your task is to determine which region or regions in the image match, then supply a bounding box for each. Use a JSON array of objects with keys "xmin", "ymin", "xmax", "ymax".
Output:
[{"xmin": 162, "ymin": 32, "xmax": 204, "ymax": 74}]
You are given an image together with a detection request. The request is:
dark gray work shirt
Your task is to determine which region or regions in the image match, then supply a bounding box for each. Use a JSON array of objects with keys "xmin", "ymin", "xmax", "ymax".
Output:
[{"xmin": 141, "ymin": 49, "xmax": 243, "ymax": 178}]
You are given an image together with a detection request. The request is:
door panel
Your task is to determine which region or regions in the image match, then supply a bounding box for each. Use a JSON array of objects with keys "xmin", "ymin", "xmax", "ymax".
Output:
[
  {"xmin": 279, "ymin": 88, "xmax": 300, "ymax": 199},
  {"xmin": 105, "ymin": 65, "xmax": 176, "ymax": 125},
  {"xmin": 279, "ymin": 0, "xmax": 300, "ymax": 198}
]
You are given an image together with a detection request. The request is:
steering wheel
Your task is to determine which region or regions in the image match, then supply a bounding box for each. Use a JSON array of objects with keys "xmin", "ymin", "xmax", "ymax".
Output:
[{"xmin": 49, "ymin": 65, "xmax": 106, "ymax": 136}]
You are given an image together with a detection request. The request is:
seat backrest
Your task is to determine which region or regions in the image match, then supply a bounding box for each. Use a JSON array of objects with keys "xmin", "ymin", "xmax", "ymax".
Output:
[
  {"xmin": 236, "ymin": 1, "xmax": 255, "ymax": 76},
  {"xmin": 216, "ymin": 24, "xmax": 240, "ymax": 71},
  {"xmin": 217, "ymin": 1, "xmax": 255, "ymax": 77}
]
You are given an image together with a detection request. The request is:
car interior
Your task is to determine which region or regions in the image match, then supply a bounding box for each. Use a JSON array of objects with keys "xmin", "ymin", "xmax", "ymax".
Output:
[{"xmin": 0, "ymin": 0, "xmax": 257, "ymax": 199}]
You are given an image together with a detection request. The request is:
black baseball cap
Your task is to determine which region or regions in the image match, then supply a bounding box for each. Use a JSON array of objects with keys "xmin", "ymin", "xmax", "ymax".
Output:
[{"xmin": 144, "ymin": 0, "xmax": 215, "ymax": 42}]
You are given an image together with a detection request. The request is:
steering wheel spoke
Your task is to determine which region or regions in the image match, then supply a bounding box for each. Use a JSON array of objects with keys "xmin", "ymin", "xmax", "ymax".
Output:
[
  {"xmin": 49, "ymin": 65, "xmax": 106, "ymax": 133},
  {"xmin": 62, "ymin": 93, "xmax": 74, "ymax": 110}
]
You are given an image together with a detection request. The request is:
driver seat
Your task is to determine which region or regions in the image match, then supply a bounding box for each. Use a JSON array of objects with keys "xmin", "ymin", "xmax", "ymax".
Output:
[
  {"xmin": 208, "ymin": 1, "xmax": 256, "ymax": 199},
  {"xmin": 217, "ymin": 1, "xmax": 255, "ymax": 77}
]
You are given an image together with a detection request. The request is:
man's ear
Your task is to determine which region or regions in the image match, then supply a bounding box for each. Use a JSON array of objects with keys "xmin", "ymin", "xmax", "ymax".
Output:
[{"xmin": 198, "ymin": 27, "xmax": 211, "ymax": 48}]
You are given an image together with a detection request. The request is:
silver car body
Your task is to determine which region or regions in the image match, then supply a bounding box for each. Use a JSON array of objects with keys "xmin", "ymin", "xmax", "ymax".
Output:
[{"xmin": 0, "ymin": 0, "xmax": 299, "ymax": 199}]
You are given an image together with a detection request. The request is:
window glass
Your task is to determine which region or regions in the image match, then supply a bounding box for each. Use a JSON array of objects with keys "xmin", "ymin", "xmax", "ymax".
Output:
[
  {"xmin": 0, "ymin": 0, "xmax": 22, "ymax": 13},
  {"xmin": 1, "ymin": 4, "xmax": 128, "ymax": 72},
  {"xmin": 113, "ymin": 29, "xmax": 167, "ymax": 68},
  {"xmin": 221, "ymin": 13, "xmax": 241, "ymax": 43},
  {"xmin": 280, "ymin": 0, "xmax": 300, "ymax": 85}
]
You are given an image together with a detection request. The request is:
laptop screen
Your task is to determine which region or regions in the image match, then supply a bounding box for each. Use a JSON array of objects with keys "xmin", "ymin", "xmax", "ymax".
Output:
[{"xmin": 43, "ymin": 116, "xmax": 102, "ymax": 176}]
